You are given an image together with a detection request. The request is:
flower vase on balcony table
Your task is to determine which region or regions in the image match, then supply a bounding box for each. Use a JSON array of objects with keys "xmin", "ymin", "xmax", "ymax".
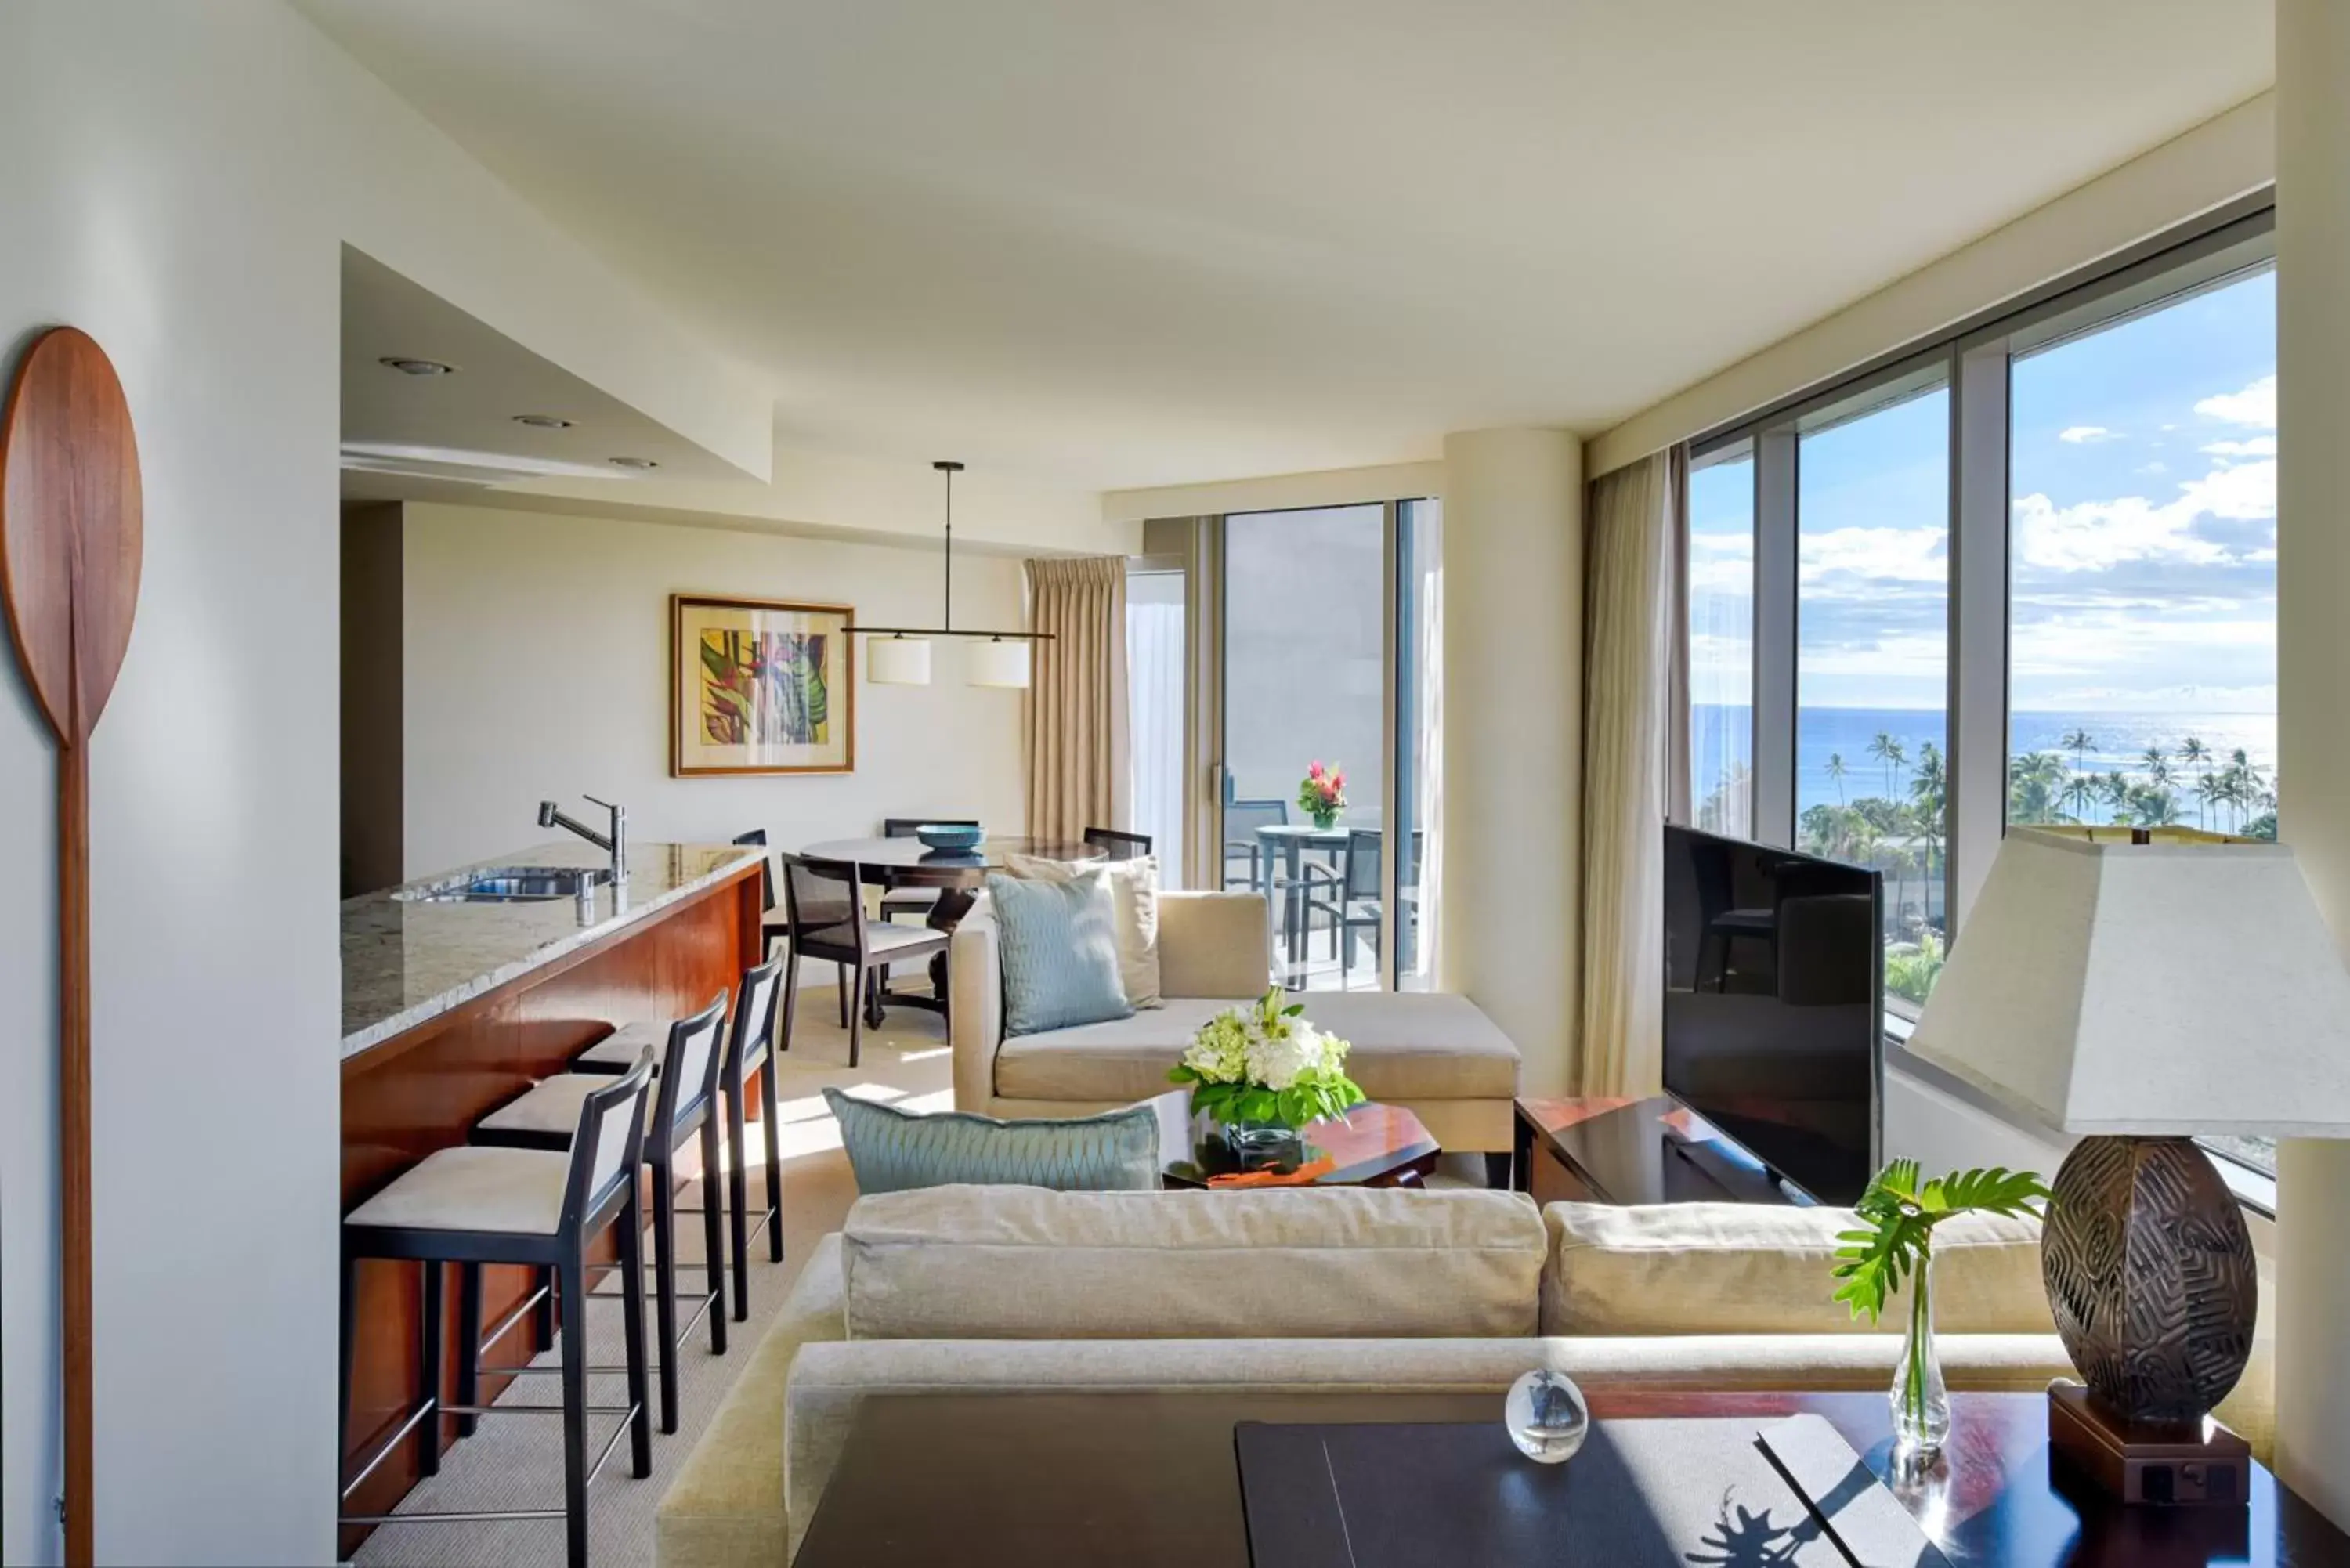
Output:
[{"xmin": 1298, "ymin": 761, "xmax": 1347, "ymax": 833}]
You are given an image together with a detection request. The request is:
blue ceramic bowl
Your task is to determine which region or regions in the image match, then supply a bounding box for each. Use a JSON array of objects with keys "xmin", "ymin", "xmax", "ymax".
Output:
[{"xmin": 914, "ymin": 822, "xmax": 985, "ymax": 851}]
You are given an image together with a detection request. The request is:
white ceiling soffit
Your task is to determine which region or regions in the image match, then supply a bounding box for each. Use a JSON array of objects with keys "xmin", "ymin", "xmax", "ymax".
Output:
[
  {"xmin": 305, "ymin": 1, "xmax": 2272, "ymax": 492},
  {"xmin": 340, "ymin": 246, "xmax": 752, "ymax": 500}
]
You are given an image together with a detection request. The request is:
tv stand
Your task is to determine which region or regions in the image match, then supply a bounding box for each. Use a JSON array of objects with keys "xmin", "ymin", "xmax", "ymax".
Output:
[{"xmin": 1512, "ymin": 1097, "xmax": 1810, "ymax": 1207}]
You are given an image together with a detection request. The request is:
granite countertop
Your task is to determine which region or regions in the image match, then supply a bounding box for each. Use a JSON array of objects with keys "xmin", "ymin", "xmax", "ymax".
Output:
[{"xmin": 342, "ymin": 841, "xmax": 761, "ymax": 1059}]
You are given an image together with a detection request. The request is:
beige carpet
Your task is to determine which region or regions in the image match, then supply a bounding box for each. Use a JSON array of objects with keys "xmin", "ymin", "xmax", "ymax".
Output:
[{"xmin": 352, "ymin": 992, "xmax": 954, "ymax": 1568}]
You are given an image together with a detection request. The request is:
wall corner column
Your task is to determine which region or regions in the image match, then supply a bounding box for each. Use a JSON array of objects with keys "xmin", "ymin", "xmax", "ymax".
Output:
[
  {"xmin": 2275, "ymin": 0, "xmax": 2350, "ymax": 1531},
  {"xmin": 1439, "ymin": 428, "xmax": 1584, "ymax": 1096}
]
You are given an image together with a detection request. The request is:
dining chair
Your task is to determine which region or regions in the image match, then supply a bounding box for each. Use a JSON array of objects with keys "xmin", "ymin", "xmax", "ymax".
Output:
[
  {"xmin": 779, "ymin": 854, "xmax": 950, "ymax": 1069},
  {"xmin": 877, "ymin": 817, "xmax": 978, "ymax": 922},
  {"xmin": 1303, "ymin": 828, "xmax": 1385, "ymax": 983},
  {"xmin": 1220, "ymin": 799, "xmax": 1287, "ymax": 890},
  {"xmin": 1082, "ymin": 826, "xmax": 1152, "ymax": 862}
]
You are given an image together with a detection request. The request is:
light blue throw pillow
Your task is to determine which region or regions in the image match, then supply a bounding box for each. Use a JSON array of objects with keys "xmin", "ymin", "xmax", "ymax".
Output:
[
  {"xmin": 822, "ymin": 1088, "xmax": 1161, "ymax": 1193},
  {"xmin": 986, "ymin": 869, "xmax": 1133, "ymax": 1035}
]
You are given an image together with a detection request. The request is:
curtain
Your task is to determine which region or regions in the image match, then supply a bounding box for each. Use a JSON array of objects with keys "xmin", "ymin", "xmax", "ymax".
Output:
[
  {"xmin": 1025, "ymin": 556, "xmax": 1130, "ymax": 844},
  {"xmin": 1578, "ymin": 452, "xmax": 1679, "ymax": 1096}
]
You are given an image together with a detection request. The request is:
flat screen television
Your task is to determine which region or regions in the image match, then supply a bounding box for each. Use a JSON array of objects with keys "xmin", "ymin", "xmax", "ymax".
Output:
[{"xmin": 1661, "ymin": 824, "xmax": 1883, "ymax": 1205}]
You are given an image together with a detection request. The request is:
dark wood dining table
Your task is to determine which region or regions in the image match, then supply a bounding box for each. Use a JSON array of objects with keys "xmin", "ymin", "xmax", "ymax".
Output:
[{"xmin": 799, "ymin": 836, "xmax": 1104, "ymax": 1023}]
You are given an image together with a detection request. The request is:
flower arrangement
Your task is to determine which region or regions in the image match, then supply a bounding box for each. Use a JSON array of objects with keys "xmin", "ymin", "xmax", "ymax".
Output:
[
  {"xmin": 1298, "ymin": 761, "xmax": 1347, "ymax": 829},
  {"xmin": 1168, "ymin": 986, "xmax": 1366, "ymax": 1130}
]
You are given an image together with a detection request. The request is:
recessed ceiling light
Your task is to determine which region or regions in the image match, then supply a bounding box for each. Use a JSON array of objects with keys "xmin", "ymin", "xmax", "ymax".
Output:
[
  {"xmin": 608, "ymin": 456, "xmax": 660, "ymax": 469},
  {"xmin": 379, "ymin": 356, "xmax": 456, "ymax": 377},
  {"xmin": 512, "ymin": 414, "xmax": 574, "ymax": 429}
]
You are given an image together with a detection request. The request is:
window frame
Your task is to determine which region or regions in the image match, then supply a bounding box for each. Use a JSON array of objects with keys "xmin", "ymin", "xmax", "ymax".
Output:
[{"xmin": 1682, "ymin": 192, "xmax": 2280, "ymax": 1183}]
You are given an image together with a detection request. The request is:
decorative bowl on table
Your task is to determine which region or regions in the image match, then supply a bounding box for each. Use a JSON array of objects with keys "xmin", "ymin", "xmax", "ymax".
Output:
[{"xmin": 913, "ymin": 822, "xmax": 985, "ymax": 851}]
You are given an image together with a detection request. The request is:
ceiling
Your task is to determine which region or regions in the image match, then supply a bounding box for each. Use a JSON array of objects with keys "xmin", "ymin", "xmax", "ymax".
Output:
[
  {"xmin": 340, "ymin": 246, "xmax": 747, "ymax": 504},
  {"xmin": 303, "ymin": 0, "xmax": 2272, "ymax": 493}
]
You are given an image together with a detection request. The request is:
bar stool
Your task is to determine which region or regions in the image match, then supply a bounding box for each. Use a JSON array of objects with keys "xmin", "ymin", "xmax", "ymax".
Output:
[
  {"xmin": 573, "ymin": 957, "xmax": 786, "ymax": 1322},
  {"xmin": 573, "ymin": 959, "xmax": 785, "ymax": 1325},
  {"xmin": 475, "ymin": 995, "xmax": 729, "ymax": 1433},
  {"xmin": 339, "ymin": 1054, "xmax": 656, "ymax": 1568},
  {"xmin": 780, "ymin": 854, "xmax": 950, "ymax": 1069}
]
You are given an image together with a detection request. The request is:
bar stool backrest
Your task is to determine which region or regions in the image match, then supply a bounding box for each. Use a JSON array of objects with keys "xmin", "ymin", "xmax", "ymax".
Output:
[
  {"xmin": 732, "ymin": 828, "xmax": 775, "ymax": 912},
  {"xmin": 568, "ymin": 1051, "xmax": 656, "ymax": 1231},
  {"xmin": 782, "ymin": 853, "xmax": 867, "ymax": 967},
  {"xmin": 653, "ymin": 992, "xmax": 731, "ymax": 1142},
  {"xmin": 727, "ymin": 953, "xmax": 784, "ymax": 1078}
]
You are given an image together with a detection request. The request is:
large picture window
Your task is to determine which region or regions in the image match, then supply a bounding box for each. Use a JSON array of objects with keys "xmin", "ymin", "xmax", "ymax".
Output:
[{"xmin": 1682, "ymin": 205, "xmax": 2278, "ymax": 1176}]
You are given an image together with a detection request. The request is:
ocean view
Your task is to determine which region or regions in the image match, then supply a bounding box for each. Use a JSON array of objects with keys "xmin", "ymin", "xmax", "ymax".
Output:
[{"xmin": 1693, "ymin": 705, "xmax": 2278, "ymax": 821}]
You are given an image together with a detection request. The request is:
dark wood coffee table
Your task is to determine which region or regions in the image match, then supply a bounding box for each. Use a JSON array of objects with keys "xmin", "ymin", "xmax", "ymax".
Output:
[
  {"xmin": 1145, "ymin": 1092, "xmax": 1438, "ymax": 1188},
  {"xmin": 1513, "ymin": 1094, "xmax": 1802, "ymax": 1205},
  {"xmin": 791, "ymin": 1389, "xmax": 2350, "ymax": 1567}
]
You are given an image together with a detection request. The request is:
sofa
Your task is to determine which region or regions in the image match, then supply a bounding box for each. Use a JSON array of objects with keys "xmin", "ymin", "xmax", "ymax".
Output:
[
  {"xmin": 654, "ymin": 1184, "xmax": 2277, "ymax": 1568},
  {"xmin": 948, "ymin": 889, "xmax": 1525, "ymax": 1156}
]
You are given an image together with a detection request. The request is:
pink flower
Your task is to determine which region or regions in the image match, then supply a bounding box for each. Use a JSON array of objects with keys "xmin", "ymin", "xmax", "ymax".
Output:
[
  {"xmin": 1308, "ymin": 761, "xmax": 1325, "ymax": 780},
  {"xmin": 1332, "ymin": 771, "xmax": 1347, "ymax": 789}
]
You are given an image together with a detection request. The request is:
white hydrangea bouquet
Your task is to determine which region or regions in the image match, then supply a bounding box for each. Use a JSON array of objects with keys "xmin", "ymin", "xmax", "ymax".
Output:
[{"xmin": 1168, "ymin": 986, "xmax": 1365, "ymax": 1130}]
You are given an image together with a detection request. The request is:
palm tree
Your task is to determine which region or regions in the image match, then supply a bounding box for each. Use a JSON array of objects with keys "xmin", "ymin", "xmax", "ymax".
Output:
[
  {"xmin": 2061, "ymin": 728, "xmax": 2095, "ymax": 774},
  {"xmin": 2180, "ymin": 736, "xmax": 2211, "ymax": 826},
  {"xmin": 2131, "ymin": 785, "xmax": 2182, "ymax": 827},
  {"xmin": 2007, "ymin": 751, "xmax": 2067, "ymax": 824},
  {"xmin": 2101, "ymin": 770, "xmax": 2132, "ymax": 822},
  {"xmin": 1867, "ymin": 732, "xmax": 1907, "ymax": 800},
  {"xmin": 2061, "ymin": 772, "xmax": 2099, "ymax": 822},
  {"xmin": 1826, "ymin": 752, "xmax": 1848, "ymax": 806},
  {"xmin": 2196, "ymin": 771, "xmax": 2228, "ymax": 833},
  {"xmin": 2139, "ymin": 746, "xmax": 2171, "ymax": 788}
]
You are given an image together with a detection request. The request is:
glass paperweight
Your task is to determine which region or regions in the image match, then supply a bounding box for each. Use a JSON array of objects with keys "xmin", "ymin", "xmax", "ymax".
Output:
[{"xmin": 1505, "ymin": 1368, "xmax": 1590, "ymax": 1465}]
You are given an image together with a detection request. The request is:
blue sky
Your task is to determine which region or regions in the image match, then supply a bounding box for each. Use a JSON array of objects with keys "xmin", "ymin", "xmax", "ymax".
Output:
[{"xmin": 1688, "ymin": 266, "xmax": 2278, "ymax": 719}]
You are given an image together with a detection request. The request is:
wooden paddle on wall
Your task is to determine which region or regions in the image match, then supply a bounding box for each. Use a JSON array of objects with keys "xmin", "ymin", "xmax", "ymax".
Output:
[{"xmin": 0, "ymin": 327, "xmax": 143, "ymax": 1568}]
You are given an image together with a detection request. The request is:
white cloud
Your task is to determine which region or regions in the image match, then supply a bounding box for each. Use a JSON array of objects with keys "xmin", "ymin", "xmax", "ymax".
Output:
[
  {"xmin": 2195, "ymin": 374, "xmax": 2276, "ymax": 429},
  {"xmin": 2201, "ymin": 435, "xmax": 2277, "ymax": 460},
  {"xmin": 1798, "ymin": 526, "xmax": 1946, "ymax": 586},
  {"xmin": 2059, "ymin": 425, "xmax": 2120, "ymax": 444},
  {"xmin": 2135, "ymin": 461, "xmax": 2168, "ymax": 475}
]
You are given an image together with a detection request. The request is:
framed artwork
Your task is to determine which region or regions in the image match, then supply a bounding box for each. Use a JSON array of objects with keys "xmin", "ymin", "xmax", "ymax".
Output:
[{"xmin": 671, "ymin": 594, "xmax": 855, "ymax": 775}]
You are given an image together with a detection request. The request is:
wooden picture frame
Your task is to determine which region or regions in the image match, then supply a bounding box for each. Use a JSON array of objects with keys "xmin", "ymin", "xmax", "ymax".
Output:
[{"xmin": 671, "ymin": 593, "xmax": 855, "ymax": 776}]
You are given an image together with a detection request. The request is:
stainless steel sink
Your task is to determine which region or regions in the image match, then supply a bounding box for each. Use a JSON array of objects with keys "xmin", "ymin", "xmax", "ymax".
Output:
[{"xmin": 391, "ymin": 866, "xmax": 616, "ymax": 904}]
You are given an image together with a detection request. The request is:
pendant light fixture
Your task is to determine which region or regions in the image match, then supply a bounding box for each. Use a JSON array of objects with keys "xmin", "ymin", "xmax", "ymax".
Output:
[{"xmin": 846, "ymin": 461, "xmax": 1049, "ymax": 688}]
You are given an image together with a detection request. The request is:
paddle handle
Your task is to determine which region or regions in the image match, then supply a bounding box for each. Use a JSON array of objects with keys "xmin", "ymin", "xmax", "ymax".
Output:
[{"xmin": 58, "ymin": 742, "xmax": 92, "ymax": 1568}]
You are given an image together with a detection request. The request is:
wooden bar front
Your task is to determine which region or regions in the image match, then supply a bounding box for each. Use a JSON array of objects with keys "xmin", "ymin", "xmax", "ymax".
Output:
[{"xmin": 338, "ymin": 862, "xmax": 764, "ymax": 1548}]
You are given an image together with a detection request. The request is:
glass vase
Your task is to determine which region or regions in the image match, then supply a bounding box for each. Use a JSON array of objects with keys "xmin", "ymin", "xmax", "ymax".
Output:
[
  {"xmin": 1310, "ymin": 810, "xmax": 1339, "ymax": 831},
  {"xmin": 1221, "ymin": 1119, "xmax": 1302, "ymax": 1171},
  {"xmin": 1890, "ymin": 1248, "xmax": 1950, "ymax": 1456}
]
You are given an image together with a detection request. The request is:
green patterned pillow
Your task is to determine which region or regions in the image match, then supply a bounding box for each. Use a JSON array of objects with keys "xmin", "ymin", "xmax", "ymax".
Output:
[
  {"xmin": 985, "ymin": 869, "xmax": 1133, "ymax": 1035},
  {"xmin": 822, "ymin": 1089, "xmax": 1162, "ymax": 1194}
]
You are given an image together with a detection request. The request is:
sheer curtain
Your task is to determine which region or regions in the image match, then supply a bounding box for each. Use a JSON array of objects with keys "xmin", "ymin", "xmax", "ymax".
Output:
[
  {"xmin": 1125, "ymin": 572, "xmax": 1187, "ymax": 880},
  {"xmin": 1578, "ymin": 451, "xmax": 1679, "ymax": 1095},
  {"xmin": 1024, "ymin": 556, "xmax": 1129, "ymax": 844}
]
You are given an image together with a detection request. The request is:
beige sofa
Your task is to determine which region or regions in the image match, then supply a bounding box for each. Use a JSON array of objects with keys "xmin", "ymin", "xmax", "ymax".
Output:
[
  {"xmin": 949, "ymin": 889, "xmax": 1524, "ymax": 1154},
  {"xmin": 655, "ymin": 1185, "xmax": 2278, "ymax": 1568}
]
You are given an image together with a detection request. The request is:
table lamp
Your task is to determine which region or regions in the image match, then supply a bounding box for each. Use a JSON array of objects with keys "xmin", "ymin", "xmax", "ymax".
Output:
[{"xmin": 1906, "ymin": 827, "xmax": 2350, "ymax": 1502}]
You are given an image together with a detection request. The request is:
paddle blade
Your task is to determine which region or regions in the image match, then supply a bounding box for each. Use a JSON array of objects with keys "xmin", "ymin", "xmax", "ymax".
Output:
[{"xmin": 1, "ymin": 326, "xmax": 143, "ymax": 742}]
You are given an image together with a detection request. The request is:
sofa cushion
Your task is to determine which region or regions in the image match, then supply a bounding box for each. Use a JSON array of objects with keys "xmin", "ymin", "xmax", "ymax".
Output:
[
  {"xmin": 1006, "ymin": 851, "xmax": 1162, "ymax": 1009},
  {"xmin": 1541, "ymin": 1202, "xmax": 2056, "ymax": 1337},
  {"xmin": 988, "ymin": 869, "xmax": 1133, "ymax": 1035},
  {"xmin": 824, "ymin": 1088, "xmax": 1161, "ymax": 1194},
  {"xmin": 993, "ymin": 992, "xmax": 1520, "ymax": 1104},
  {"xmin": 841, "ymin": 1185, "xmax": 1546, "ymax": 1341}
]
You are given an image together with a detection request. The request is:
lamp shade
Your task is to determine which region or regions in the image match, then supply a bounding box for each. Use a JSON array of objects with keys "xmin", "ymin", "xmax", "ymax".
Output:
[
  {"xmin": 1906, "ymin": 828, "xmax": 2350, "ymax": 1138},
  {"xmin": 866, "ymin": 634, "xmax": 931, "ymax": 686},
  {"xmin": 965, "ymin": 638, "xmax": 1031, "ymax": 688}
]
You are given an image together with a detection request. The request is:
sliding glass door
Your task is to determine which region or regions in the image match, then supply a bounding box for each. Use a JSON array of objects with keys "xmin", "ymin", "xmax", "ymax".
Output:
[{"xmin": 1215, "ymin": 500, "xmax": 1437, "ymax": 992}]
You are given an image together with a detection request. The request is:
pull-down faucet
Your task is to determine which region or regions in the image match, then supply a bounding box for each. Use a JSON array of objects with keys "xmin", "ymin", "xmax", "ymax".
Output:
[{"xmin": 539, "ymin": 795, "xmax": 627, "ymax": 880}]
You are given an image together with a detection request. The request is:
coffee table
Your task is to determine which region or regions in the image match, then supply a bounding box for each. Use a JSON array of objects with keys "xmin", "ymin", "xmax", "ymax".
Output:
[
  {"xmin": 792, "ymin": 1390, "xmax": 2350, "ymax": 1567},
  {"xmin": 1144, "ymin": 1091, "xmax": 1439, "ymax": 1188}
]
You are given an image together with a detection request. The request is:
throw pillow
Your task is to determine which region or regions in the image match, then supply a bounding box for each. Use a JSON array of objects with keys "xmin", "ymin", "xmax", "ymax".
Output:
[
  {"xmin": 1003, "ymin": 851, "xmax": 1162, "ymax": 1008},
  {"xmin": 986, "ymin": 868, "xmax": 1133, "ymax": 1035},
  {"xmin": 822, "ymin": 1088, "xmax": 1161, "ymax": 1194}
]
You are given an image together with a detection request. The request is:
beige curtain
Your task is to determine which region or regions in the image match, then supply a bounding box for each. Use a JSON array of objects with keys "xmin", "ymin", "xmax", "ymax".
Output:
[
  {"xmin": 1578, "ymin": 451, "xmax": 1680, "ymax": 1096},
  {"xmin": 1024, "ymin": 556, "xmax": 1130, "ymax": 844}
]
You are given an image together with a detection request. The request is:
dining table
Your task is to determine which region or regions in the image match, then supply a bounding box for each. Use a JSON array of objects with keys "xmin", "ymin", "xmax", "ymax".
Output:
[{"xmin": 799, "ymin": 835, "xmax": 1105, "ymax": 1024}]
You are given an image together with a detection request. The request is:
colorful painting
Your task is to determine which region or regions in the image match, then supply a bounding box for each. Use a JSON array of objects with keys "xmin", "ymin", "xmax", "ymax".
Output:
[{"xmin": 672, "ymin": 595, "xmax": 855, "ymax": 775}]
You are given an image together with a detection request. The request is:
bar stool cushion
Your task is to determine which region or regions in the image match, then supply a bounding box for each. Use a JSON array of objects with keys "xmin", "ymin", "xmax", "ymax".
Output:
[
  {"xmin": 345, "ymin": 1146, "xmax": 572, "ymax": 1235},
  {"xmin": 483, "ymin": 1072, "xmax": 662, "ymax": 1139},
  {"xmin": 575, "ymin": 1021, "xmax": 667, "ymax": 1071}
]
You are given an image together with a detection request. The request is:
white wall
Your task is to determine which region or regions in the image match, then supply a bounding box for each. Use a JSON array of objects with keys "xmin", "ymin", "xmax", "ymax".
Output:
[
  {"xmin": 398, "ymin": 502, "xmax": 1030, "ymax": 876},
  {"xmin": 0, "ymin": 3, "xmax": 771, "ymax": 1561}
]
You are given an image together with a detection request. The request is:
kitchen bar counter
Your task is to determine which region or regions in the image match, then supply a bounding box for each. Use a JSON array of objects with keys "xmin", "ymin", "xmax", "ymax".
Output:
[
  {"xmin": 338, "ymin": 839, "xmax": 767, "ymax": 1549},
  {"xmin": 342, "ymin": 841, "xmax": 761, "ymax": 1057}
]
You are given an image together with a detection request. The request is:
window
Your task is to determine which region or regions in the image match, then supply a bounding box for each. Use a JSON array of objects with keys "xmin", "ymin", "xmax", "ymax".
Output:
[
  {"xmin": 1687, "ymin": 445, "xmax": 1754, "ymax": 836},
  {"xmin": 1126, "ymin": 566, "xmax": 1187, "ymax": 881},
  {"xmin": 1797, "ymin": 378, "xmax": 1950, "ymax": 1010},
  {"xmin": 1683, "ymin": 201, "xmax": 2279, "ymax": 1175},
  {"xmin": 2007, "ymin": 266, "xmax": 2276, "ymax": 844}
]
